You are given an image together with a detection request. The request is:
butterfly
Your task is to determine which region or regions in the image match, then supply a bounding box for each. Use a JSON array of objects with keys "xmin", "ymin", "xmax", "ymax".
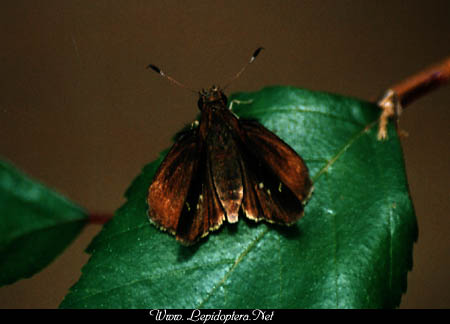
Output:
[{"xmin": 147, "ymin": 48, "xmax": 313, "ymax": 245}]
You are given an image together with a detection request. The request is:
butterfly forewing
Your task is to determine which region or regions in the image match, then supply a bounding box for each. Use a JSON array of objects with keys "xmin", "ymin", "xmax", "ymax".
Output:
[
  {"xmin": 147, "ymin": 129, "xmax": 200, "ymax": 234},
  {"xmin": 148, "ymin": 127, "xmax": 229, "ymax": 244}
]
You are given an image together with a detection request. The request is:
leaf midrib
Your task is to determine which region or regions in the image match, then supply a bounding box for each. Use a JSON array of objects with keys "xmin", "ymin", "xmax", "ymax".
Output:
[{"xmin": 196, "ymin": 227, "xmax": 270, "ymax": 308}]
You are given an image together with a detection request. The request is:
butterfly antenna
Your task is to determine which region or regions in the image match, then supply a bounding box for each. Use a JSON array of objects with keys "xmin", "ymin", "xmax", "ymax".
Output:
[
  {"xmin": 147, "ymin": 64, "xmax": 197, "ymax": 93},
  {"xmin": 223, "ymin": 47, "xmax": 264, "ymax": 90}
]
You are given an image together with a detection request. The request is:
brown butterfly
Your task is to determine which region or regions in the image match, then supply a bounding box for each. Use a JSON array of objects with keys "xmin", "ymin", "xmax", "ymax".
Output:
[{"xmin": 147, "ymin": 48, "xmax": 313, "ymax": 245}]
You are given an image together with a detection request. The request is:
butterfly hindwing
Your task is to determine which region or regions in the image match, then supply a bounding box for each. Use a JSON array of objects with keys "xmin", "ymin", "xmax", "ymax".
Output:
[
  {"xmin": 239, "ymin": 144, "xmax": 306, "ymax": 225},
  {"xmin": 175, "ymin": 149, "xmax": 226, "ymax": 244},
  {"xmin": 241, "ymin": 119, "xmax": 312, "ymax": 203},
  {"xmin": 238, "ymin": 119, "xmax": 313, "ymax": 225}
]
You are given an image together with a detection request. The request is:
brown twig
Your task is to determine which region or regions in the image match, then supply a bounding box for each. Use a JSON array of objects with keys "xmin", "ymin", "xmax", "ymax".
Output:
[{"xmin": 377, "ymin": 56, "xmax": 450, "ymax": 140}]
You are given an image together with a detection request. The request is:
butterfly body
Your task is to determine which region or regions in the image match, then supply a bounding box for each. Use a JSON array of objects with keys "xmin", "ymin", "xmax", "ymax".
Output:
[{"xmin": 148, "ymin": 86, "xmax": 313, "ymax": 245}]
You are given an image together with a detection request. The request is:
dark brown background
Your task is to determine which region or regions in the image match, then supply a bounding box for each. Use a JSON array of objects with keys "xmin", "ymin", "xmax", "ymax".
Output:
[{"xmin": 0, "ymin": 1, "xmax": 449, "ymax": 309}]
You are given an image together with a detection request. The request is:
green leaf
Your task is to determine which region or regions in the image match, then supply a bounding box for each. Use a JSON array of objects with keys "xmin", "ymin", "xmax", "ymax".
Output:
[
  {"xmin": 0, "ymin": 159, "xmax": 87, "ymax": 286},
  {"xmin": 60, "ymin": 86, "xmax": 417, "ymax": 309}
]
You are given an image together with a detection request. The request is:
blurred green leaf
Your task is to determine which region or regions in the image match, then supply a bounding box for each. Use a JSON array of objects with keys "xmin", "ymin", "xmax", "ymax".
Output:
[
  {"xmin": 0, "ymin": 159, "xmax": 87, "ymax": 286},
  {"xmin": 61, "ymin": 86, "xmax": 417, "ymax": 308}
]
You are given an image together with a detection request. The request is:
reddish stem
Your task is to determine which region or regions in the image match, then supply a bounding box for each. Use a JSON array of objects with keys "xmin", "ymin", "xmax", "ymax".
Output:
[
  {"xmin": 88, "ymin": 213, "xmax": 114, "ymax": 224},
  {"xmin": 376, "ymin": 56, "xmax": 450, "ymax": 140},
  {"xmin": 392, "ymin": 56, "xmax": 450, "ymax": 108}
]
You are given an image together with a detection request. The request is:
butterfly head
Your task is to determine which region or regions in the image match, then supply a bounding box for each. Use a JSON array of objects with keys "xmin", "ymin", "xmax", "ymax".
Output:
[{"xmin": 197, "ymin": 86, "xmax": 228, "ymax": 110}]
